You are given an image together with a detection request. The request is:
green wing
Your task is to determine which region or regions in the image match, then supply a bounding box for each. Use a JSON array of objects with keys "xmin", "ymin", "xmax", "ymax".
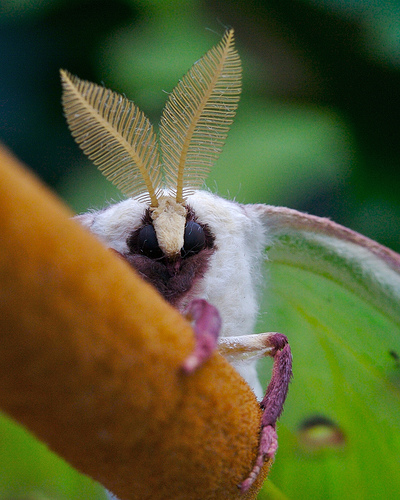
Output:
[{"xmin": 247, "ymin": 204, "xmax": 400, "ymax": 499}]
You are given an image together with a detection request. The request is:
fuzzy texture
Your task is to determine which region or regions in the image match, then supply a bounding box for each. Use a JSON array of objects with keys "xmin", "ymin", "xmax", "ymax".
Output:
[
  {"xmin": 151, "ymin": 196, "xmax": 187, "ymax": 256},
  {"xmin": 77, "ymin": 190, "xmax": 268, "ymax": 397},
  {"xmin": 0, "ymin": 145, "xmax": 270, "ymax": 500}
]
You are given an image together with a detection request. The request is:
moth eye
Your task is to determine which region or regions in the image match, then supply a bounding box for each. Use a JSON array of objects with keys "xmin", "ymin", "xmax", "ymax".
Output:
[
  {"xmin": 137, "ymin": 225, "xmax": 163, "ymax": 259},
  {"xmin": 182, "ymin": 221, "xmax": 206, "ymax": 257}
]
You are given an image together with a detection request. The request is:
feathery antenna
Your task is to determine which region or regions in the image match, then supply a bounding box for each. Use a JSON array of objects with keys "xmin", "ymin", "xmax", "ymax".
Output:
[
  {"xmin": 61, "ymin": 29, "xmax": 242, "ymax": 206},
  {"xmin": 60, "ymin": 70, "xmax": 161, "ymax": 206},
  {"xmin": 160, "ymin": 29, "xmax": 242, "ymax": 203}
]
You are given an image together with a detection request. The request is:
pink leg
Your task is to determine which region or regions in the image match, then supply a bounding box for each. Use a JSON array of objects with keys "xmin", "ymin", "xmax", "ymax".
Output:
[
  {"xmin": 240, "ymin": 334, "xmax": 292, "ymax": 492},
  {"xmin": 181, "ymin": 304, "xmax": 292, "ymax": 493},
  {"xmin": 181, "ymin": 299, "xmax": 222, "ymax": 374}
]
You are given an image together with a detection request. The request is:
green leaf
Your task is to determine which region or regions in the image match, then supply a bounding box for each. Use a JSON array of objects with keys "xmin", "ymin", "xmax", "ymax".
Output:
[
  {"xmin": 0, "ymin": 413, "xmax": 108, "ymax": 500},
  {"xmin": 257, "ymin": 479, "xmax": 290, "ymax": 499}
]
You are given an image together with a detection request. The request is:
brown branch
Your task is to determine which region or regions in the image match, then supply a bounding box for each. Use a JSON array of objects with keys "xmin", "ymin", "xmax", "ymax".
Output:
[{"xmin": 0, "ymin": 144, "xmax": 270, "ymax": 499}]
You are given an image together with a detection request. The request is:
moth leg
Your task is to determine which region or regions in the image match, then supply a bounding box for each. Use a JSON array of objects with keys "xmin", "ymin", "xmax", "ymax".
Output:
[
  {"xmin": 181, "ymin": 299, "xmax": 222, "ymax": 374},
  {"xmin": 240, "ymin": 333, "xmax": 292, "ymax": 493}
]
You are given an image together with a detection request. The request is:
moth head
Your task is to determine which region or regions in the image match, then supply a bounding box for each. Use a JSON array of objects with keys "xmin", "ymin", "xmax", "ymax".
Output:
[
  {"xmin": 61, "ymin": 29, "xmax": 241, "ymax": 261},
  {"xmin": 127, "ymin": 199, "xmax": 212, "ymax": 263}
]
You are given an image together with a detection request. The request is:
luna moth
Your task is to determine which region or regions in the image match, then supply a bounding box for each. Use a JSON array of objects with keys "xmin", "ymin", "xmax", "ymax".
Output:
[{"xmin": 60, "ymin": 29, "xmax": 400, "ymax": 498}]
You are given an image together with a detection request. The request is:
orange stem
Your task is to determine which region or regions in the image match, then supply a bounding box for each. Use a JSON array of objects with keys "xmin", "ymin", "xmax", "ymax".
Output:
[{"xmin": 0, "ymin": 145, "xmax": 269, "ymax": 499}]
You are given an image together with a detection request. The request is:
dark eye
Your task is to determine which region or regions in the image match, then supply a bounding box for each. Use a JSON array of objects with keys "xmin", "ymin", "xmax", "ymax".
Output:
[
  {"xmin": 182, "ymin": 221, "xmax": 206, "ymax": 257},
  {"xmin": 137, "ymin": 225, "xmax": 163, "ymax": 259}
]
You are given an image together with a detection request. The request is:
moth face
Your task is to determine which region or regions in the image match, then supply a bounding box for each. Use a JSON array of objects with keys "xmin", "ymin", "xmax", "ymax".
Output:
[
  {"xmin": 123, "ymin": 206, "xmax": 215, "ymax": 306},
  {"xmin": 76, "ymin": 195, "xmax": 216, "ymax": 308},
  {"xmin": 76, "ymin": 191, "xmax": 267, "ymax": 342}
]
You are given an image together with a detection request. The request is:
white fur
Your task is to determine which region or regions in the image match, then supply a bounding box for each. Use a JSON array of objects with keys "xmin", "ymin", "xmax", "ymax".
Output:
[
  {"xmin": 76, "ymin": 198, "xmax": 145, "ymax": 254},
  {"xmin": 187, "ymin": 192, "xmax": 267, "ymax": 397},
  {"xmin": 76, "ymin": 191, "xmax": 269, "ymax": 398}
]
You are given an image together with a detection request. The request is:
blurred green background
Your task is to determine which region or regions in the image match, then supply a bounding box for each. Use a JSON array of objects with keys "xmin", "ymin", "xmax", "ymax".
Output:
[
  {"xmin": 1, "ymin": 0, "xmax": 400, "ymax": 498},
  {"xmin": 1, "ymin": 0, "xmax": 400, "ymax": 252}
]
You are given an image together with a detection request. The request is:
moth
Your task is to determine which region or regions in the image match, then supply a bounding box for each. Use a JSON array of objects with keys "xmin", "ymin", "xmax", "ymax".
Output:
[
  {"xmin": 60, "ymin": 29, "xmax": 400, "ymax": 494},
  {"xmin": 61, "ymin": 29, "xmax": 290, "ymax": 490}
]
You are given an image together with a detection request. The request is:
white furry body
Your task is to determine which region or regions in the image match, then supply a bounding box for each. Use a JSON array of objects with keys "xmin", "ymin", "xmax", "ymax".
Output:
[{"xmin": 77, "ymin": 190, "xmax": 268, "ymax": 398}]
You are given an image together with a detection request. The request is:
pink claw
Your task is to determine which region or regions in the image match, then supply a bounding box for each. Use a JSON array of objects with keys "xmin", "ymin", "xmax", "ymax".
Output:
[
  {"xmin": 181, "ymin": 304, "xmax": 292, "ymax": 494},
  {"xmin": 240, "ymin": 336, "xmax": 292, "ymax": 493},
  {"xmin": 181, "ymin": 299, "xmax": 222, "ymax": 374}
]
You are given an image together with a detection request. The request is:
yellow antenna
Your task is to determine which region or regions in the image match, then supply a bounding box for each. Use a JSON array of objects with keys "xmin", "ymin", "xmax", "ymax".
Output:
[
  {"xmin": 159, "ymin": 29, "xmax": 242, "ymax": 203},
  {"xmin": 61, "ymin": 30, "xmax": 242, "ymax": 207},
  {"xmin": 60, "ymin": 70, "xmax": 161, "ymax": 207}
]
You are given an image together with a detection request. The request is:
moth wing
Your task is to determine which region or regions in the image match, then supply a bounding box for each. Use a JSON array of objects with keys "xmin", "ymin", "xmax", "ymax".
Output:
[{"xmin": 245, "ymin": 204, "xmax": 400, "ymax": 498}]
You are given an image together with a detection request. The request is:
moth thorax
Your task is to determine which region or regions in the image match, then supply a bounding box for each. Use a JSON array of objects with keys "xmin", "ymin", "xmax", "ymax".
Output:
[{"xmin": 151, "ymin": 197, "xmax": 187, "ymax": 257}]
